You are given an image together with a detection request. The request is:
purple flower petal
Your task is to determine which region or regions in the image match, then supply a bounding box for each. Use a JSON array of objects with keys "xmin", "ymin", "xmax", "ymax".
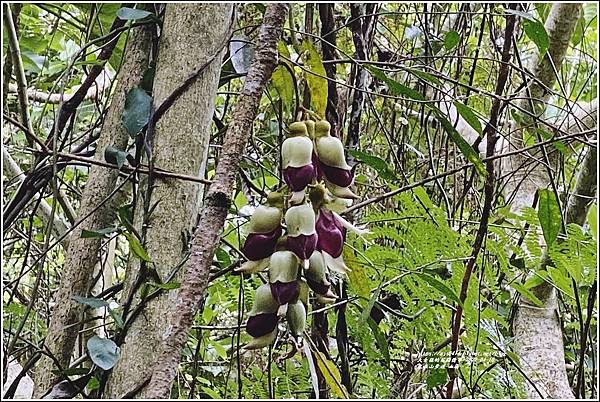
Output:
[
  {"xmin": 316, "ymin": 208, "xmax": 345, "ymax": 258},
  {"xmin": 319, "ymin": 162, "xmax": 353, "ymax": 187},
  {"xmin": 246, "ymin": 313, "xmax": 279, "ymax": 338},
  {"xmin": 283, "ymin": 164, "xmax": 315, "ymax": 192},
  {"xmin": 270, "ymin": 280, "xmax": 300, "ymax": 305},
  {"xmin": 242, "ymin": 226, "xmax": 282, "ymax": 261},
  {"xmin": 286, "ymin": 233, "xmax": 318, "ymax": 260},
  {"xmin": 306, "ymin": 277, "xmax": 331, "ymax": 296}
]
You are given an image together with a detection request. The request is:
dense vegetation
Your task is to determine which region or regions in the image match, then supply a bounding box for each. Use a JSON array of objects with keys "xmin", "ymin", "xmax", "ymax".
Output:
[{"xmin": 2, "ymin": 3, "xmax": 597, "ymax": 399}]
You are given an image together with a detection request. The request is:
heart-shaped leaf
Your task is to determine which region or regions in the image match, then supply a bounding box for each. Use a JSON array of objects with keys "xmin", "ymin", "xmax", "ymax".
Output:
[
  {"xmin": 87, "ymin": 336, "xmax": 120, "ymax": 370},
  {"xmin": 122, "ymin": 87, "xmax": 152, "ymax": 137},
  {"xmin": 117, "ymin": 7, "xmax": 152, "ymax": 21}
]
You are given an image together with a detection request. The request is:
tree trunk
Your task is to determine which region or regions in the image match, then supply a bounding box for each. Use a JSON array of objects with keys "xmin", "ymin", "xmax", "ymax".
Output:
[
  {"xmin": 502, "ymin": 4, "xmax": 585, "ymax": 399},
  {"xmin": 143, "ymin": 5, "xmax": 287, "ymax": 397},
  {"xmin": 33, "ymin": 22, "xmax": 153, "ymax": 397},
  {"xmin": 104, "ymin": 4, "xmax": 233, "ymax": 398}
]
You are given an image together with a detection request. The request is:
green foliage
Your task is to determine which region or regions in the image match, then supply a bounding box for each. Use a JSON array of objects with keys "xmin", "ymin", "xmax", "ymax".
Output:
[
  {"xmin": 454, "ymin": 101, "xmax": 483, "ymax": 136},
  {"xmin": 523, "ymin": 18, "xmax": 550, "ymax": 55},
  {"xmin": 301, "ymin": 40, "xmax": 327, "ymax": 117},
  {"xmin": 347, "ymin": 149, "xmax": 399, "ymax": 182},
  {"xmin": 87, "ymin": 336, "xmax": 120, "ymax": 370},
  {"xmin": 537, "ymin": 189, "xmax": 562, "ymax": 247},
  {"xmin": 443, "ymin": 30, "xmax": 461, "ymax": 50},
  {"xmin": 3, "ymin": 3, "xmax": 596, "ymax": 400},
  {"xmin": 122, "ymin": 87, "xmax": 153, "ymax": 137}
]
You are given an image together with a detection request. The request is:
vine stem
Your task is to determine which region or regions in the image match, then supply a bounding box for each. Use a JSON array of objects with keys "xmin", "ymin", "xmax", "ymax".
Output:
[
  {"xmin": 445, "ymin": 5, "xmax": 517, "ymax": 398},
  {"xmin": 143, "ymin": 5, "xmax": 288, "ymax": 397}
]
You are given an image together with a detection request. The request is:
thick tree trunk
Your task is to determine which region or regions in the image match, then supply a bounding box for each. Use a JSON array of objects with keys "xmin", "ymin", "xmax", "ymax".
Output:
[
  {"xmin": 503, "ymin": 4, "xmax": 586, "ymax": 399},
  {"xmin": 32, "ymin": 23, "xmax": 153, "ymax": 397},
  {"xmin": 104, "ymin": 4, "xmax": 233, "ymax": 398}
]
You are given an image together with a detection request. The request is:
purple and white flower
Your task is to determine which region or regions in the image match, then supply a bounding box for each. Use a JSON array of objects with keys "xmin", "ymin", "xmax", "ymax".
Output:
[
  {"xmin": 237, "ymin": 193, "xmax": 284, "ymax": 273},
  {"xmin": 284, "ymin": 203, "xmax": 318, "ymax": 269},
  {"xmin": 282, "ymin": 122, "xmax": 315, "ymax": 204}
]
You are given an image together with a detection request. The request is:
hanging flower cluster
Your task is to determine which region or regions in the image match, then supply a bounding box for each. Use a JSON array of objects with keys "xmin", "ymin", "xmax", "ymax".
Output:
[{"xmin": 238, "ymin": 120, "xmax": 369, "ymax": 351}]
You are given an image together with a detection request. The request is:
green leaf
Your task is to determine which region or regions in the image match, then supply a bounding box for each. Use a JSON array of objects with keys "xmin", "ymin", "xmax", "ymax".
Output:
[
  {"xmin": 432, "ymin": 109, "xmax": 487, "ymax": 176},
  {"xmin": 413, "ymin": 186, "xmax": 434, "ymax": 210},
  {"xmin": 426, "ymin": 368, "xmax": 448, "ymax": 390},
  {"xmin": 506, "ymin": 350, "xmax": 522, "ymax": 367},
  {"xmin": 537, "ymin": 189, "xmax": 562, "ymax": 247},
  {"xmin": 81, "ymin": 227, "xmax": 119, "ymax": 238},
  {"xmin": 510, "ymin": 282, "xmax": 544, "ymax": 307},
  {"xmin": 104, "ymin": 146, "xmax": 129, "ymax": 169},
  {"xmin": 404, "ymin": 67, "xmax": 441, "ymax": 85},
  {"xmin": 122, "ymin": 87, "xmax": 152, "ymax": 137},
  {"xmin": 547, "ymin": 266, "xmax": 575, "ymax": 298},
  {"xmin": 365, "ymin": 67, "xmax": 485, "ymax": 176},
  {"xmin": 360, "ymin": 286, "xmax": 381, "ymax": 323},
  {"xmin": 344, "ymin": 249, "xmax": 372, "ymax": 302},
  {"xmin": 571, "ymin": 14, "xmax": 586, "ymax": 46},
  {"xmin": 454, "ymin": 101, "xmax": 483, "ymax": 136},
  {"xmin": 117, "ymin": 204, "xmax": 136, "ymax": 235},
  {"xmin": 150, "ymin": 281, "xmax": 180, "ymax": 290},
  {"xmin": 416, "ymin": 272, "xmax": 462, "ymax": 306},
  {"xmin": 301, "ymin": 40, "xmax": 328, "ymax": 118},
  {"xmin": 87, "ymin": 336, "xmax": 120, "ymax": 370},
  {"xmin": 443, "ymin": 30, "xmax": 461, "ymax": 50},
  {"xmin": 523, "ymin": 19, "xmax": 549, "ymax": 55},
  {"xmin": 124, "ymin": 232, "xmax": 152, "ymax": 262},
  {"xmin": 215, "ymin": 247, "xmax": 232, "ymax": 268},
  {"xmin": 71, "ymin": 296, "xmax": 109, "ymax": 309},
  {"xmin": 209, "ymin": 340, "xmax": 228, "ymax": 360},
  {"xmin": 314, "ymin": 351, "xmax": 349, "ymax": 399},
  {"xmin": 367, "ymin": 66, "xmax": 425, "ymax": 101},
  {"xmin": 271, "ymin": 65, "xmax": 294, "ymax": 112},
  {"xmin": 367, "ymin": 317, "xmax": 390, "ymax": 367},
  {"xmin": 405, "ymin": 70, "xmax": 440, "ymax": 86},
  {"xmin": 116, "ymin": 7, "xmax": 152, "ymax": 20},
  {"xmin": 524, "ymin": 270, "xmax": 548, "ymax": 289},
  {"xmin": 587, "ymin": 204, "xmax": 597, "ymax": 239},
  {"xmin": 86, "ymin": 376, "xmax": 100, "ymax": 391},
  {"xmin": 348, "ymin": 150, "xmax": 398, "ymax": 182},
  {"xmin": 201, "ymin": 386, "xmax": 221, "ymax": 399},
  {"xmin": 108, "ymin": 308, "xmax": 124, "ymax": 329}
]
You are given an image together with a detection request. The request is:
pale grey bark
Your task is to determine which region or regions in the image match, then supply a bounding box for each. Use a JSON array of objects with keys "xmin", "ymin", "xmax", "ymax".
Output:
[
  {"xmin": 503, "ymin": 3, "xmax": 583, "ymax": 210},
  {"xmin": 502, "ymin": 4, "xmax": 589, "ymax": 399},
  {"xmin": 105, "ymin": 4, "xmax": 233, "ymax": 398},
  {"xmin": 33, "ymin": 23, "xmax": 153, "ymax": 396}
]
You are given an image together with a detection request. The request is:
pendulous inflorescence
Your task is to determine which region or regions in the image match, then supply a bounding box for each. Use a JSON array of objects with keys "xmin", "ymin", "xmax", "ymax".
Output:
[{"xmin": 237, "ymin": 119, "xmax": 369, "ymax": 352}]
